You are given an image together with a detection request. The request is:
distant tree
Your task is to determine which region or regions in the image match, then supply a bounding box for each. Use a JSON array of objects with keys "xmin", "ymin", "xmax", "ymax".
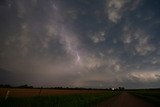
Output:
[
  {"xmin": 18, "ymin": 84, "xmax": 33, "ymax": 88},
  {"xmin": 0, "ymin": 84, "xmax": 11, "ymax": 88},
  {"xmin": 118, "ymin": 87, "xmax": 125, "ymax": 91}
]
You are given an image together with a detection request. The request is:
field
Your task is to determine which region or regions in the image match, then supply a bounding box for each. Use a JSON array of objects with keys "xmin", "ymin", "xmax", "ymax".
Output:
[
  {"xmin": 128, "ymin": 89, "xmax": 160, "ymax": 107},
  {"xmin": 0, "ymin": 88, "xmax": 120, "ymax": 107},
  {"xmin": 1, "ymin": 88, "xmax": 160, "ymax": 107},
  {"xmin": 0, "ymin": 88, "xmax": 113, "ymax": 97}
]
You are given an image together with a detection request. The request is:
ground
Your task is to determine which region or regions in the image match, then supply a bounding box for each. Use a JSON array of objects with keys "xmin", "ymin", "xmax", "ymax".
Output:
[{"xmin": 94, "ymin": 92, "xmax": 154, "ymax": 107}]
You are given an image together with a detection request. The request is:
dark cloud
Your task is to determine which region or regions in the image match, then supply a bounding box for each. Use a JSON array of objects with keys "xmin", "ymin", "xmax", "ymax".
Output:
[{"xmin": 0, "ymin": 0, "xmax": 160, "ymax": 89}]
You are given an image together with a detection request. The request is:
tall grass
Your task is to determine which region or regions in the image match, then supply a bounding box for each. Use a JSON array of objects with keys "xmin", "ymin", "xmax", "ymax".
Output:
[{"xmin": 0, "ymin": 91, "xmax": 120, "ymax": 107}]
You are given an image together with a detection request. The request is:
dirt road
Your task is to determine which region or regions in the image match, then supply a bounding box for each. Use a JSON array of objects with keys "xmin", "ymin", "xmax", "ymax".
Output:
[{"xmin": 95, "ymin": 92, "xmax": 155, "ymax": 107}]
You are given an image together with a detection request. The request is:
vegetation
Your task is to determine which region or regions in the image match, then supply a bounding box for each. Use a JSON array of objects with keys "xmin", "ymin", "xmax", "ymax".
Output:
[
  {"xmin": 0, "ymin": 84, "xmax": 125, "ymax": 91},
  {"xmin": 0, "ymin": 91, "xmax": 120, "ymax": 107},
  {"xmin": 128, "ymin": 89, "xmax": 160, "ymax": 106},
  {"xmin": 0, "ymin": 84, "xmax": 33, "ymax": 88}
]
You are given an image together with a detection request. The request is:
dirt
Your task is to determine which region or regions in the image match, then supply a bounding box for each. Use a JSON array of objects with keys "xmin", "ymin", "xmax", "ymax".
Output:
[
  {"xmin": 94, "ymin": 92, "xmax": 155, "ymax": 107},
  {"xmin": 0, "ymin": 88, "xmax": 108, "ymax": 97}
]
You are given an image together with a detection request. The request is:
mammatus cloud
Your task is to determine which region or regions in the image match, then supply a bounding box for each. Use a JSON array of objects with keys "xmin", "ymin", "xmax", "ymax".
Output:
[
  {"xmin": 106, "ymin": 0, "xmax": 126, "ymax": 23},
  {"xmin": 89, "ymin": 30, "xmax": 106, "ymax": 43},
  {"xmin": 105, "ymin": 0, "xmax": 142, "ymax": 23},
  {"xmin": 135, "ymin": 34, "xmax": 155, "ymax": 56},
  {"xmin": 122, "ymin": 26, "xmax": 155, "ymax": 56}
]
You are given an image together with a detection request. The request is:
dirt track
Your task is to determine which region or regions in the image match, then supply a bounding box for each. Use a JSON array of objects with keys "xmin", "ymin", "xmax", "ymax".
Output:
[{"xmin": 95, "ymin": 92, "xmax": 154, "ymax": 107}]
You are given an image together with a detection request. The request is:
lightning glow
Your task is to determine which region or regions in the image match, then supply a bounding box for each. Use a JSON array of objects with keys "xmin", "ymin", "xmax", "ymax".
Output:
[{"xmin": 76, "ymin": 51, "xmax": 80, "ymax": 63}]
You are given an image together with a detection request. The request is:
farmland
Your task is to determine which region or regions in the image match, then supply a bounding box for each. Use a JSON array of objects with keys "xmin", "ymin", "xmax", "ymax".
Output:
[
  {"xmin": 1, "ymin": 88, "xmax": 160, "ymax": 107},
  {"xmin": 0, "ymin": 88, "xmax": 120, "ymax": 107},
  {"xmin": 0, "ymin": 88, "xmax": 114, "ymax": 97},
  {"xmin": 128, "ymin": 89, "xmax": 160, "ymax": 107}
]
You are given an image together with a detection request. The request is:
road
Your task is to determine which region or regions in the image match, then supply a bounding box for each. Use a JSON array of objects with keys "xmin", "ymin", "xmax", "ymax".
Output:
[{"xmin": 94, "ymin": 92, "xmax": 155, "ymax": 107}]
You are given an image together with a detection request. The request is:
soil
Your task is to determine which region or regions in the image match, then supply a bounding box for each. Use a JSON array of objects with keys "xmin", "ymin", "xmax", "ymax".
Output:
[{"xmin": 0, "ymin": 88, "xmax": 108, "ymax": 97}]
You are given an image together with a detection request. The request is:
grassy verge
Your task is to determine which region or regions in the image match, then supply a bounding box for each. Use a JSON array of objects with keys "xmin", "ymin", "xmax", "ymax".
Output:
[
  {"xmin": 0, "ymin": 91, "xmax": 120, "ymax": 107},
  {"xmin": 128, "ymin": 91, "xmax": 160, "ymax": 107}
]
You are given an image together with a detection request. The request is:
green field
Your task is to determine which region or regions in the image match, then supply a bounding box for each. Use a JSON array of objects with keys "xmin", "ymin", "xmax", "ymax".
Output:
[
  {"xmin": 128, "ymin": 89, "xmax": 160, "ymax": 106},
  {"xmin": 0, "ymin": 91, "xmax": 120, "ymax": 107}
]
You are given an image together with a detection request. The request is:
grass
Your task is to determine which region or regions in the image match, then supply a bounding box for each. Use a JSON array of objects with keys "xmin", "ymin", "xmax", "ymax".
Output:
[
  {"xmin": 128, "ymin": 90, "xmax": 160, "ymax": 107},
  {"xmin": 0, "ymin": 91, "xmax": 120, "ymax": 107}
]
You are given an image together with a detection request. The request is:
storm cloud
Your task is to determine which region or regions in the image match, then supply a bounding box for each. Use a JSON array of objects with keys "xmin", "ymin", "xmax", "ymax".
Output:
[{"xmin": 0, "ymin": 0, "xmax": 160, "ymax": 89}]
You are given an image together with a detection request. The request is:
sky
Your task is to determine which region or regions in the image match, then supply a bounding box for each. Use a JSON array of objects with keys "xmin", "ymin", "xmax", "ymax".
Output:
[{"xmin": 0, "ymin": 0, "xmax": 160, "ymax": 89}]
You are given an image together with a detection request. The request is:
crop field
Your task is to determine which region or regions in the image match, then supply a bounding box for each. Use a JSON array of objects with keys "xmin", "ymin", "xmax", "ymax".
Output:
[
  {"xmin": 0, "ymin": 88, "xmax": 120, "ymax": 107},
  {"xmin": 128, "ymin": 89, "xmax": 160, "ymax": 107},
  {"xmin": 1, "ymin": 88, "xmax": 160, "ymax": 107},
  {"xmin": 0, "ymin": 88, "xmax": 112, "ymax": 97}
]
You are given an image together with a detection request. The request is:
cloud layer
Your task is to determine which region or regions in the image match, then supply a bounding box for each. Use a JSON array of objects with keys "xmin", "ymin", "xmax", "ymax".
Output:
[{"xmin": 0, "ymin": 0, "xmax": 160, "ymax": 88}]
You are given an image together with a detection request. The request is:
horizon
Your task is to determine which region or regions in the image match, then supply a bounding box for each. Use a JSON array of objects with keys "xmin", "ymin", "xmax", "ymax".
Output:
[
  {"xmin": 1, "ymin": 83, "xmax": 160, "ymax": 90},
  {"xmin": 0, "ymin": 0, "xmax": 160, "ymax": 89}
]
